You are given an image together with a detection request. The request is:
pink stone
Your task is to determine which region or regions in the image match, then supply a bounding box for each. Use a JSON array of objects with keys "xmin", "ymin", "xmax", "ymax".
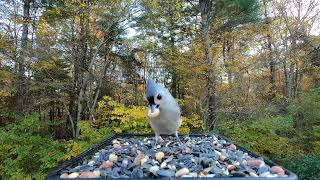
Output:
[
  {"xmin": 247, "ymin": 159, "xmax": 265, "ymax": 167},
  {"xmin": 227, "ymin": 165, "xmax": 236, "ymax": 171},
  {"xmin": 134, "ymin": 154, "xmax": 145, "ymax": 165},
  {"xmin": 79, "ymin": 172, "xmax": 99, "ymax": 178},
  {"xmin": 99, "ymin": 161, "xmax": 113, "ymax": 169},
  {"xmin": 229, "ymin": 144, "xmax": 237, "ymax": 151},
  {"xmin": 271, "ymin": 166, "xmax": 285, "ymax": 176}
]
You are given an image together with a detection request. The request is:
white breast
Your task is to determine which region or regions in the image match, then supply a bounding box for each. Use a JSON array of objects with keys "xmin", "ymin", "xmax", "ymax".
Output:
[{"xmin": 148, "ymin": 108, "xmax": 181, "ymax": 134}]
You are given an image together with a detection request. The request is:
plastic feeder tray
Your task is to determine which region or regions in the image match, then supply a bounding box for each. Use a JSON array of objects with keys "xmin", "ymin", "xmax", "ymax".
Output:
[{"xmin": 46, "ymin": 134, "xmax": 298, "ymax": 180}]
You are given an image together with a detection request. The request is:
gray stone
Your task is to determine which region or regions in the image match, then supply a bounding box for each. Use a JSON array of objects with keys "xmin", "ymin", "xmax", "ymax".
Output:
[{"xmin": 157, "ymin": 169, "xmax": 175, "ymax": 177}]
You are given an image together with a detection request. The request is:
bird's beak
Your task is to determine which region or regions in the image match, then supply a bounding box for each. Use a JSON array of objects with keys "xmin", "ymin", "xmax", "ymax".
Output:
[{"xmin": 148, "ymin": 104, "xmax": 160, "ymax": 118}]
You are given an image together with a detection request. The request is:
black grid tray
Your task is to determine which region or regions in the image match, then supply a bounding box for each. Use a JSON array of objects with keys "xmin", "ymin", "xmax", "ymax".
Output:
[{"xmin": 46, "ymin": 134, "xmax": 298, "ymax": 180}]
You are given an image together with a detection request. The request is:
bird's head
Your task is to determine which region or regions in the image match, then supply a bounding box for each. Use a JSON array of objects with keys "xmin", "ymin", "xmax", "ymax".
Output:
[{"xmin": 145, "ymin": 78, "xmax": 173, "ymax": 118}]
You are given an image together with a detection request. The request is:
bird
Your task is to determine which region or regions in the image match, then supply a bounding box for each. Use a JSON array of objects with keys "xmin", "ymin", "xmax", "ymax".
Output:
[{"xmin": 145, "ymin": 78, "xmax": 182, "ymax": 143}]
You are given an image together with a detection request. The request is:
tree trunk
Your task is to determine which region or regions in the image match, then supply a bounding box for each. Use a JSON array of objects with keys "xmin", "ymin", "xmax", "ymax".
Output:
[
  {"xmin": 200, "ymin": 0, "xmax": 218, "ymax": 129},
  {"xmin": 263, "ymin": 0, "xmax": 276, "ymax": 100},
  {"xmin": 88, "ymin": 48, "xmax": 111, "ymax": 121},
  {"xmin": 16, "ymin": 0, "xmax": 31, "ymax": 114}
]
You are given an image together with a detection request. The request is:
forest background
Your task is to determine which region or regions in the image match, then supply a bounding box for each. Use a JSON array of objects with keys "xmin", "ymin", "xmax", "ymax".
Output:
[{"xmin": 0, "ymin": 0, "xmax": 320, "ymax": 179}]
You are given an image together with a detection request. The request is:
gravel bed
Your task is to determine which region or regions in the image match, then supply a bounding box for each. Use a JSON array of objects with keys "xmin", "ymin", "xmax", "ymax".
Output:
[{"xmin": 59, "ymin": 135, "xmax": 288, "ymax": 178}]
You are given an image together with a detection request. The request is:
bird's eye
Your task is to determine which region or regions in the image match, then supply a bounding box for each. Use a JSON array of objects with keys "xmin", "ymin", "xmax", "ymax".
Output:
[{"xmin": 157, "ymin": 94, "xmax": 162, "ymax": 100}]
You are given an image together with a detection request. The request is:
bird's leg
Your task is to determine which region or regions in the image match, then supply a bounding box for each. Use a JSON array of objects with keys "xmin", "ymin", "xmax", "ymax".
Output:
[
  {"xmin": 174, "ymin": 131, "xmax": 181, "ymax": 143},
  {"xmin": 155, "ymin": 133, "xmax": 160, "ymax": 145}
]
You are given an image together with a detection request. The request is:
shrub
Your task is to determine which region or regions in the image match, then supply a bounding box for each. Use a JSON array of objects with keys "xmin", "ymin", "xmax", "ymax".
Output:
[
  {"xmin": 289, "ymin": 88, "xmax": 320, "ymax": 156},
  {"xmin": 289, "ymin": 88, "xmax": 320, "ymax": 129},
  {"xmin": 218, "ymin": 116, "xmax": 299, "ymax": 160},
  {"xmin": 284, "ymin": 156, "xmax": 320, "ymax": 180},
  {"xmin": 0, "ymin": 114, "xmax": 65, "ymax": 179},
  {"xmin": 62, "ymin": 121, "xmax": 111, "ymax": 160}
]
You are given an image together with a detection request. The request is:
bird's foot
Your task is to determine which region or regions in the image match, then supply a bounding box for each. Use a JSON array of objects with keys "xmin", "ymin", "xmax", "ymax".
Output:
[{"xmin": 174, "ymin": 131, "xmax": 182, "ymax": 144}]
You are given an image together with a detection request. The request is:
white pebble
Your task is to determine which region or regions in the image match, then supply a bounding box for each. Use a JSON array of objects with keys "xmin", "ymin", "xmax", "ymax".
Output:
[
  {"xmin": 249, "ymin": 172, "xmax": 259, "ymax": 177},
  {"xmin": 68, "ymin": 172, "xmax": 79, "ymax": 178},
  {"xmin": 214, "ymin": 150, "xmax": 221, "ymax": 156},
  {"xmin": 112, "ymin": 139, "xmax": 120, "ymax": 144},
  {"xmin": 175, "ymin": 168, "xmax": 189, "ymax": 177},
  {"xmin": 160, "ymin": 162, "xmax": 167, "ymax": 168},
  {"xmin": 88, "ymin": 160, "xmax": 95, "ymax": 166},
  {"xmin": 122, "ymin": 159, "xmax": 128, "ymax": 166},
  {"xmin": 149, "ymin": 165, "xmax": 159, "ymax": 175},
  {"xmin": 109, "ymin": 154, "xmax": 118, "ymax": 162}
]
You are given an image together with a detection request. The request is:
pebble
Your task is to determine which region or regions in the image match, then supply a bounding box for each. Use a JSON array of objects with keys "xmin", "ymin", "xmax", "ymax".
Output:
[
  {"xmin": 219, "ymin": 155, "xmax": 226, "ymax": 161},
  {"xmin": 182, "ymin": 147, "xmax": 191, "ymax": 154},
  {"xmin": 271, "ymin": 166, "xmax": 285, "ymax": 176},
  {"xmin": 99, "ymin": 161, "xmax": 113, "ymax": 169},
  {"xmin": 112, "ymin": 139, "xmax": 120, "ymax": 144},
  {"xmin": 198, "ymin": 171, "xmax": 205, "ymax": 177},
  {"xmin": 203, "ymin": 166, "xmax": 213, "ymax": 174},
  {"xmin": 60, "ymin": 173, "xmax": 69, "ymax": 178},
  {"xmin": 247, "ymin": 159, "xmax": 265, "ymax": 167},
  {"xmin": 160, "ymin": 162, "xmax": 167, "ymax": 168},
  {"xmin": 79, "ymin": 172, "xmax": 100, "ymax": 178},
  {"xmin": 175, "ymin": 168, "xmax": 189, "ymax": 177},
  {"xmin": 67, "ymin": 172, "xmax": 79, "ymax": 178},
  {"xmin": 93, "ymin": 170, "xmax": 101, "ymax": 177},
  {"xmin": 88, "ymin": 160, "xmax": 95, "ymax": 166},
  {"xmin": 229, "ymin": 144, "xmax": 237, "ymax": 151},
  {"xmin": 59, "ymin": 136, "xmax": 288, "ymax": 178},
  {"xmin": 249, "ymin": 172, "xmax": 259, "ymax": 177},
  {"xmin": 258, "ymin": 165, "xmax": 270, "ymax": 174},
  {"xmin": 134, "ymin": 154, "xmax": 145, "ymax": 165},
  {"xmin": 121, "ymin": 159, "xmax": 129, "ymax": 167},
  {"xmin": 227, "ymin": 164, "xmax": 236, "ymax": 171},
  {"xmin": 113, "ymin": 143, "xmax": 121, "ymax": 149},
  {"xmin": 108, "ymin": 154, "xmax": 118, "ymax": 162},
  {"xmin": 157, "ymin": 169, "xmax": 175, "ymax": 177},
  {"xmin": 140, "ymin": 158, "xmax": 147, "ymax": 165},
  {"xmin": 149, "ymin": 165, "xmax": 160, "ymax": 175},
  {"xmin": 155, "ymin": 151, "xmax": 164, "ymax": 161},
  {"xmin": 131, "ymin": 167, "xmax": 144, "ymax": 178}
]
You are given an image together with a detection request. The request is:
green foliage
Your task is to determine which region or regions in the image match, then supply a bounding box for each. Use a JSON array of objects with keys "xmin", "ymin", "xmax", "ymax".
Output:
[
  {"xmin": 218, "ymin": 116, "xmax": 298, "ymax": 160},
  {"xmin": 289, "ymin": 88, "xmax": 320, "ymax": 128},
  {"xmin": 0, "ymin": 114, "xmax": 65, "ymax": 179},
  {"xmin": 284, "ymin": 156, "xmax": 320, "ymax": 180},
  {"xmin": 218, "ymin": 112, "xmax": 320, "ymax": 179},
  {"xmin": 96, "ymin": 96, "xmax": 204, "ymax": 134},
  {"xmin": 288, "ymin": 88, "xmax": 320, "ymax": 156},
  {"xmin": 63, "ymin": 121, "xmax": 111, "ymax": 160}
]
